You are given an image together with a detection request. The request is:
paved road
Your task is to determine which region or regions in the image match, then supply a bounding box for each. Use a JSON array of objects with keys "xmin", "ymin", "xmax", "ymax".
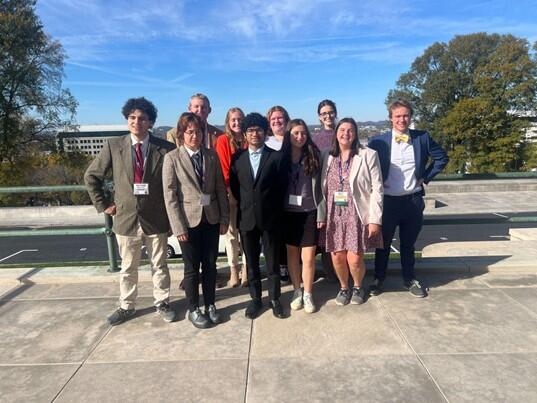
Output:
[{"xmin": 1, "ymin": 212, "xmax": 536, "ymax": 264}]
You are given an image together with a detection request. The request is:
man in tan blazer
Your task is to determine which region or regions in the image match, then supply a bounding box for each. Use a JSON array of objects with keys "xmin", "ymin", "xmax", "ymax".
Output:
[
  {"xmin": 163, "ymin": 112, "xmax": 229, "ymax": 329},
  {"xmin": 166, "ymin": 93, "xmax": 222, "ymax": 148},
  {"xmin": 85, "ymin": 97, "xmax": 176, "ymax": 325}
]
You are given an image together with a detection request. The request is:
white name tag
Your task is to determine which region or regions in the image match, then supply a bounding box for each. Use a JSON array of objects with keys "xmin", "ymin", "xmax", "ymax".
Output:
[
  {"xmin": 334, "ymin": 191, "xmax": 348, "ymax": 206},
  {"xmin": 289, "ymin": 195, "xmax": 302, "ymax": 206},
  {"xmin": 200, "ymin": 193, "xmax": 211, "ymax": 206},
  {"xmin": 133, "ymin": 183, "xmax": 149, "ymax": 195}
]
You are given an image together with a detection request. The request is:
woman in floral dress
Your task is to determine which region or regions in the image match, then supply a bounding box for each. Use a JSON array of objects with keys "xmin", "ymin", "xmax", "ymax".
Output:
[{"xmin": 318, "ymin": 118, "xmax": 384, "ymax": 306}]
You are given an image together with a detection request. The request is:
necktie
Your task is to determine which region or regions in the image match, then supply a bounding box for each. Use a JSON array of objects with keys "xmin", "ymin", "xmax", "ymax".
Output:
[
  {"xmin": 192, "ymin": 152, "xmax": 203, "ymax": 186},
  {"xmin": 134, "ymin": 143, "xmax": 144, "ymax": 183},
  {"xmin": 394, "ymin": 134, "xmax": 410, "ymax": 144}
]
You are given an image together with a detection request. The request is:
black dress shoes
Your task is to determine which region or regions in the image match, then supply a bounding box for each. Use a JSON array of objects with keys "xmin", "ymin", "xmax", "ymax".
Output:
[
  {"xmin": 187, "ymin": 307, "xmax": 211, "ymax": 329},
  {"xmin": 245, "ymin": 299, "xmax": 263, "ymax": 319},
  {"xmin": 206, "ymin": 304, "xmax": 222, "ymax": 324},
  {"xmin": 270, "ymin": 299, "xmax": 286, "ymax": 319}
]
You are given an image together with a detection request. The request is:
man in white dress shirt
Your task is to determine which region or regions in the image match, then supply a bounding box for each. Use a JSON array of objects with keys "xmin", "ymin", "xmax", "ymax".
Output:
[{"xmin": 368, "ymin": 99, "xmax": 448, "ymax": 297}]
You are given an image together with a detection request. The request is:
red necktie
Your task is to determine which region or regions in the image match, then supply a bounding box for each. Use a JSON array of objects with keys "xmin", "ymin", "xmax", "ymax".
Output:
[{"xmin": 134, "ymin": 143, "xmax": 144, "ymax": 183}]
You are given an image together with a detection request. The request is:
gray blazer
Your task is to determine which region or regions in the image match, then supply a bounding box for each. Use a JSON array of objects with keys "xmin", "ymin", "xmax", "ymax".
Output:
[
  {"xmin": 162, "ymin": 145, "xmax": 229, "ymax": 236},
  {"xmin": 84, "ymin": 134, "xmax": 175, "ymax": 236}
]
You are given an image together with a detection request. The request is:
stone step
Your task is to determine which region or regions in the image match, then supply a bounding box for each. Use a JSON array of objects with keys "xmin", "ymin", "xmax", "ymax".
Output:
[
  {"xmin": 427, "ymin": 179, "xmax": 537, "ymax": 193},
  {"xmin": 509, "ymin": 228, "xmax": 537, "ymax": 241}
]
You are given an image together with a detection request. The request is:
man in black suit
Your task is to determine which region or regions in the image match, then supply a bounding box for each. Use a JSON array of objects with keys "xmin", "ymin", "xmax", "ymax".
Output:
[{"xmin": 230, "ymin": 113, "xmax": 287, "ymax": 319}]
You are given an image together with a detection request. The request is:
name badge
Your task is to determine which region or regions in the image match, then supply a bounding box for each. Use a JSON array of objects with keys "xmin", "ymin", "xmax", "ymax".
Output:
[
  {"xmin": 334, "ymin": 191, "xmax": 348, "ymax": 206},
  {"xmin": 200, "ymin": 193, "xmax": 211, "ymax": 206},
  {"xmin": 133, "ymin": 183, "xmax": 149, "ymax": 195},
  {"xmin": 289, "ymin": 195, "xmax": 302, "ymax": 206}
]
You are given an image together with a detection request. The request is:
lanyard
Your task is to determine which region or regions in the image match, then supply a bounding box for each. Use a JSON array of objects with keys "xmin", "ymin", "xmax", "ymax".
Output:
[{"xmin": 338, "ymin": 157, "xmax": 351, "ymax": 191}]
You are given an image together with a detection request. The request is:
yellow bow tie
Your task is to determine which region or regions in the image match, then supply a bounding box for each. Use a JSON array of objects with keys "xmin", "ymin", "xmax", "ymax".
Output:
[{"xmin": 394, "ymin": 134, "xmax": 410, "ymax": 144}]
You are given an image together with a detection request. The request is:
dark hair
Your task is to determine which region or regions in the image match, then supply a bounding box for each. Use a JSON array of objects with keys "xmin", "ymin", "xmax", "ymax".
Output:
[
  {"xmin": 388, "ymin": 98, "xmax": 414, "ymax": 118},
  {"xmin": 176, "ymin": 112, "xmax": 202, "ymax": 146},
  {"xmin": 121, "ymin": 97, "xmax": 157, "ymax": 123},
  {"xmin": 241, "ymin": 112, "xmax": 269, "ymax": 134},
  {"xmin": 329, "ymin": 117, "xmax": 363, "ymax": 157},
  {"xmin": 282, "ymin": 119, "xmax": 321, "ymax": 177},
  {"xmin": 317, "ymin": 99, "xmax": 337, "ymax": 116}
]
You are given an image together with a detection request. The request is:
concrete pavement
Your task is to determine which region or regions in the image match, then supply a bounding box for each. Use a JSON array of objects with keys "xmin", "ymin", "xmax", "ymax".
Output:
[
  {"xmin": 1, "ymin": 257, "xmax": 537, "ymax": 402},
  {"xmin": 1, "ymin": 179, "xmax": 537, "ymax": 402}
]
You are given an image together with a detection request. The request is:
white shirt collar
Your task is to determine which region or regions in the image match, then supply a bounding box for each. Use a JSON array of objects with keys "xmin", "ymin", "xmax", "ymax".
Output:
[
  {"xmin": 130, "ymin": 133, "xmax": 149, "ymax": 147},
  {"xmin": 184, "ymin": 145, "xmax": 201, "ymax": 158},
  {"xmin": 249, "ymin": 145, "xmax": 264, "ymax": 155}
]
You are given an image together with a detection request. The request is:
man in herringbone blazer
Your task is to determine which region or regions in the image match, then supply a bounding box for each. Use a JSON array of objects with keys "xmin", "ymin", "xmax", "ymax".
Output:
[
  {"xmin": 163, "ymin": 112, "xmax": 229, "ymax": 329},
  {"xmin": 85, "ymin": 97, "xmax": 176, "ymax": 325}
]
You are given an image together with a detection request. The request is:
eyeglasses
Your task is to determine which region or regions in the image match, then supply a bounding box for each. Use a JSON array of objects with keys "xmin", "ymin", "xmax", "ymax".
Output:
[
  {"xmin": 245, "ymin": 127, "xmax": 264, "ymax": 134},
  {"xmin": 184, "ymin": 129, "xmax": 200, "ymax": 136},
  {"xmin": 319, "ymin": 111, "xmax": 336, "ymax": 117}
]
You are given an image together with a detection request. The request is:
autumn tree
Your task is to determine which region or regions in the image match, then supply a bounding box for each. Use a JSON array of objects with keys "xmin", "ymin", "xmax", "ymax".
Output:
[
  {"xmin": 0, "ymin": 0, "xmax": 77, "ymax": 163},
  {"xmin": 387, "ymin": 33, "xmax": 537, "ymax": 173}
]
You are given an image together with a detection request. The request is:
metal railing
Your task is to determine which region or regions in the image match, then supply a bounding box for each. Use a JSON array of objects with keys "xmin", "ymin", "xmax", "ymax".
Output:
[
  {"xmin": 1, "ymin": 178, "xmax": 537, "ymax": 268},
  {"xmin": 0, "ymin": 185, "xmax": 119, "ymax": 271}
]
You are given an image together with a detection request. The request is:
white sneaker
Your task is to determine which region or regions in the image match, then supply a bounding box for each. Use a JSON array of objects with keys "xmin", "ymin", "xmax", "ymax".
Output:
[
  {"xmin": 290, "ymin": 288, "xmax": 303, "ymax": 310},
  {"xmin": 303, "ymin": 293, "xmax": 316, "ymax": 313}
]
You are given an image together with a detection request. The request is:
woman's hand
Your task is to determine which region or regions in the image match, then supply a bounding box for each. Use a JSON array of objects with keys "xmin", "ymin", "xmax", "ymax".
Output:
[
  {"xmin": 317, "ymin": 221, "xmax": 326, "ymax": 229},
  {"xmin": 220, "ymin": 224, "xmax": 229, "ymax": 235},
  {"xmin": 177, "ymin": 233, "xmax": 188, "ymax": 242},
  {"xmin": 368, "ymin": 223, "xmax": 381, "ymax": 238}
]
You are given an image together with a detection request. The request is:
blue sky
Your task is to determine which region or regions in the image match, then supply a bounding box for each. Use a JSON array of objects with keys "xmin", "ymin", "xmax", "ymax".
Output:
[{"xmin": 37, "ymin": 0, "xmax": 537, "ymax": 126}]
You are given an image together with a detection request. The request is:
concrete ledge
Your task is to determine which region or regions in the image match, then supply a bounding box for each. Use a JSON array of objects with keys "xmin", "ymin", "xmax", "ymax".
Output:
[
  {"xmin": 427, "ymin": 178, "xmax": 537, "ymax": 193},
  {"xmin": 510, "ymin": 228, "xmax": 537, "ymax": 241},
  {"xmin": 0, "ymin": 205, "xmax": 103, "ymax": 227}
]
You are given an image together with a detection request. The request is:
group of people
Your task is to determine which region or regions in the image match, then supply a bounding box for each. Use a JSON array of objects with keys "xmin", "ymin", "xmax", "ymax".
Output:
[{"xmin": 84, "ymin": 93, "xmax": 449, "ymax": 329}]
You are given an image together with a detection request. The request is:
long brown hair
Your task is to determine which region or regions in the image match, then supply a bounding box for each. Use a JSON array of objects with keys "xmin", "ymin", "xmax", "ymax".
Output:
[
  {"xmin": 224, "ymin": 107, "xmax": 245, "ymax": 152},
  {"xmin": 329, "ymin": 117, "xmax": 363, "ymax": 158},
  {"xmin": 282, "ymin": 119, "xmax": 321, "ymax": 177}
]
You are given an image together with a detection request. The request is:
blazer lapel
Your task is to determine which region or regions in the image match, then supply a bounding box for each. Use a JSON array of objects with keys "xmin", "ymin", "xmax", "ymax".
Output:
[
  {"xmin": 179, "ymin": 146, "xmax": 201, "ymax": 191},
  {"xmin": 200, "ymin": 148, "xmax": 213, "ymax": 191},
  {"xmin": 410, "ymin": 130, "xmax": 422, "ymax": 175},
  {"xmin": 119, "ymin": 135, "xmax": 134, "ymax": 184},
  {"xmin": 143, "ymin": 136, "xmax": 162, "ymax": 182},
  {"xmin": 349, "ymin": 151, "xmax": 363, "ymax": 185}
]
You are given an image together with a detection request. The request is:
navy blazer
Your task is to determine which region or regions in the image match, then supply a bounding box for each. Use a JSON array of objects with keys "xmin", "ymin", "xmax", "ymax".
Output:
[{"xmin": 368, "ymin": 130, "xmax": 448, "ymax": 184}]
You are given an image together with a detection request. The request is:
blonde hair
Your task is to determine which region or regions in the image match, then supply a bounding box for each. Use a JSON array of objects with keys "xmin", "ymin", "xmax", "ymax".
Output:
[{"xmin": 224, "ymin": 107, "xmax": 245, "ymax": 152}]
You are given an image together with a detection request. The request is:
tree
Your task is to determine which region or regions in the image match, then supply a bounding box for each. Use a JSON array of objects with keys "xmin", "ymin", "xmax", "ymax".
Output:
[
  {"xmin": 387, "ymin": 33, "xmax": 537, "ymax": 172},
  {"xmin": 0, "ymin": 0, "xmax": 77, "ymax": 163},
  {"xmin": 438, "ymin": 98, "xmax": 526, "ymax": 173}
]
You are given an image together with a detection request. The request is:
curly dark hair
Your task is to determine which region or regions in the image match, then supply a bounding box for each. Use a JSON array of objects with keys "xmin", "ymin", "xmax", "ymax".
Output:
[
  {"xmin": 241, "ymin": 112, "xmax": 269, "ymax": 134},
  {"xmin": 329, "ymin": 117, "xmax": 363, "ymax": 157},
  {"xmin": 121, "ymin": 97, "xmax": 158, "ymax": 123},
  {"xmin": 281, "ymin": 119, "xmax": 321, "ymax": 177}
]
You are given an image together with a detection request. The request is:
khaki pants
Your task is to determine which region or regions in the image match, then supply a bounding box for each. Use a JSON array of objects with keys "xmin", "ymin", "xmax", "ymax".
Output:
[
  {"xmin": 224, "ymin": 194, "xmax": 247, "ymax": 268},
  {"xmin": 116, "ymin": 225, "xmax": 170, "ymax": 309}
]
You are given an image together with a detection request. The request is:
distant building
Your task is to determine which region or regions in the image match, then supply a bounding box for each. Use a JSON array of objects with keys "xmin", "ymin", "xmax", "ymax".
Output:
[
  {"xmin": 57, "ymin": 125, "xmax": 129, "ymax": 156},
  {"xmin": 524, "ymin": 115, "xmax": 537, "ymax": 143}
]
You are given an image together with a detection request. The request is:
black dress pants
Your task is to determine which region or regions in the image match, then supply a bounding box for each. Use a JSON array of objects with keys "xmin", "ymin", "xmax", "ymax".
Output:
[
  {"xmin": 374, "ymin": 193, "xmax": 425, "ymax": 282},
  {"xmin": 241, "ymin": 226, "xmax": 281, "ymax": 301},
  {"xmin": 179, "ymin": 220, "xmax": 219, "ymax": 311}
]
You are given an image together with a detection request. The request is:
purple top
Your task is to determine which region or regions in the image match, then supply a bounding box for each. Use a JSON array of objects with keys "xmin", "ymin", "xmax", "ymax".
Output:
[{"xmin": 312, "ymin": 128, "xmax": 334, "ymax": 152}]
